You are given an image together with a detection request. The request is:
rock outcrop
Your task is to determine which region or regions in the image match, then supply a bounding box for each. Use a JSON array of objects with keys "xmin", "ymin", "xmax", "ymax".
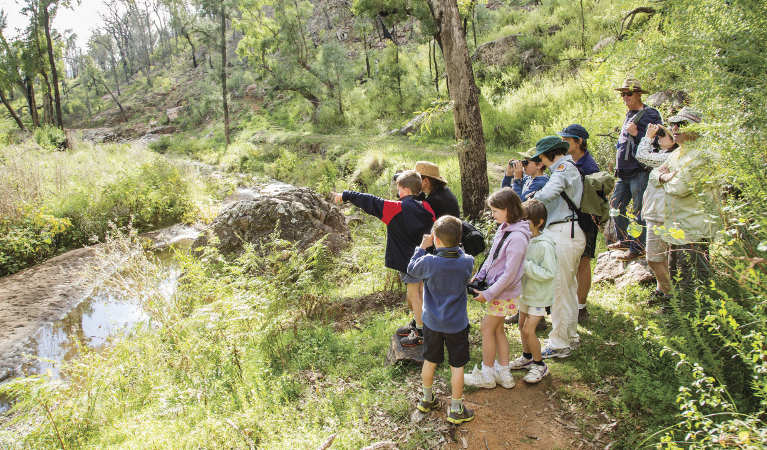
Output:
[
  {"xmin": 646, "ymin": 90, "xmax": 690, "ymax": 110},
  {"xmin": 472, "ymin": 34, "xmax": 545, "ymax": 73},
  {"xmin": 593, "ymin": 250, "xmax": 655, "ymax": 290},
  {"xmin": 195, "ymin": 182, "xmax": 350, "ymax": 254}
]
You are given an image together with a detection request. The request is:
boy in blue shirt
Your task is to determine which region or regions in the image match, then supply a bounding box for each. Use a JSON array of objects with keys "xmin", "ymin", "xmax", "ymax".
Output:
[{"xmin": 407, "ymin": 215, "xmax": 475, "ymax": 424}]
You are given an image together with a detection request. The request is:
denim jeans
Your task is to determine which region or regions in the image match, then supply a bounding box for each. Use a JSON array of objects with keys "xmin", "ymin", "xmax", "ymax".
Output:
[{"xmin": 611, "ymin": 171, "xmax": 649, "ymax": 253}]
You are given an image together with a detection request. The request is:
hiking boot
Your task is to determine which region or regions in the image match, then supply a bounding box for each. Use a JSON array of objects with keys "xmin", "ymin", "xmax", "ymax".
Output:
[
  {"xmin": 447, "ymin": 405, "xmax": 475, "ymax": 425},
  {"xmin": 493, "ymin": 362, "xmax": 516, "ymax": 389},
  {"xmin": 397, "ymin": 319, "xmax": 416, "ymax": 337},
  {"xmin": 463, "ymin": 365, "xmax": 496, "ymax": 389},
  {"xmin": 504, "ymin": 313, "xmax": 519, "ymax": 325},
  {"xmin": 541, "ymin": 345, "xmax": 572, "ymax": 359},
  {"xmin": 615, "ymin": 249, "xmax": 644, "ymax": 261},
  {"xmin": 648, "ymin": 289, "xmax": 671, "ymax": 306},
  {"xmin": 578, "ymin": 307, "xmax": 590, "ymax": 323},
  {"xmin": 417, "ymin": 398, "xmax": 439, "ymax": 413},
  {"xmin": 607, "ymin": 241, "xmax": 629, "ymax": 251},
  {"xmin": 400, "ymin": 329, "xmax": 423, "ymax": 347},
  {"xmin": 509, "ymin": 355, "xmax": 534, "ymax": 370},
  {"xmin": 523, "ymin": 363, "xmax": 550, "ymax": 384}
]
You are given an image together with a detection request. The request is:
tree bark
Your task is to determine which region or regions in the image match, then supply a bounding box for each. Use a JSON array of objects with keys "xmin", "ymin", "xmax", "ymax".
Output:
[
  {"xmin": 0, "ymin": 89, "xmax": 27, "ymax": 131},
  {"xmin": 220, "ymin": 6, "xmax": 230, "ymax": 146},
  {"xmin": 42, "ymin": 3, "xmax": 64, "ymax": 129},
  {"xmin": 428, "ymin": 0, "xmax": 488, "ymax": 219},
  {"xmin": 183, "ymin": 31, "xmax": 197, "ymax": 68},
  {"xmin": 24, "ymin": 78, "xmax": 41, "ymax": 128}
]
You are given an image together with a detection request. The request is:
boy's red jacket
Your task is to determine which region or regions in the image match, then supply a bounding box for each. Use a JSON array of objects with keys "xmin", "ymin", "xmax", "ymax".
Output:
[{"xmin": 342, "ymin": 191, "xmax": 436, "ymax": 273}]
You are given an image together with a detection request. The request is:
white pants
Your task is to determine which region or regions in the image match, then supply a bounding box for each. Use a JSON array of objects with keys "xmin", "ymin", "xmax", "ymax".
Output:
[{"xmin": 545, "ymin": 221, "xmax": 586, "ymax": 349}]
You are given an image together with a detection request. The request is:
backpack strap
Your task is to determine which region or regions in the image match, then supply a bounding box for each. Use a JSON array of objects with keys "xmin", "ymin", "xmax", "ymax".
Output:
[{"xmin": 558, "ymin": 160, "xmax": 583, "ymax": 239}]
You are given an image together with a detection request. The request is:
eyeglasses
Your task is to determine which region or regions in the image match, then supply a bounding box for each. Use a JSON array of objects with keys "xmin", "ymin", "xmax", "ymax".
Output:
[
  {"xmin": 521, "ymin": 160, "xmax": 529, "ymax": 167},
  {"xmin": 620, "ymin": 92, "xmax": 635, "ymax": 97},
  {"xmin": 670, "ymin": 121, "xmax": 687, "ymax": 130},
  {"xmin": 531, "ymin": 156, "xmax": 542, "ymax": 163}
]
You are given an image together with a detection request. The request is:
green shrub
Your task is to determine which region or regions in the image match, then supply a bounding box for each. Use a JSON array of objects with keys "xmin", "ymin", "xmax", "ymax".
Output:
[
  {"xmin": 33, "ymin": 125, "xmax": 67, "ymax": 150},
  {"xmin": 0, "ymin": 211, "xmax": 71, "ymax": 276},
  {"xmin": 56, "ymin": 159, "xmax": 196, "ymax": 248}
]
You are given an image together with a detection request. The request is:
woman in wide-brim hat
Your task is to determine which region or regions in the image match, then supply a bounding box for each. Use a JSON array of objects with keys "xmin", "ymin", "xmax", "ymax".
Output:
[{"xmin": 527, "ymin": 136, "xmax": 586, "ymax": 360}]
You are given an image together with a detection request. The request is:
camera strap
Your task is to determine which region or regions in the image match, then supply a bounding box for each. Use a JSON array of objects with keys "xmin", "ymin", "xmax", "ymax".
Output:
[{"xmin": 477, "ymin": 231, "xmax": 512, "ymax": 277}]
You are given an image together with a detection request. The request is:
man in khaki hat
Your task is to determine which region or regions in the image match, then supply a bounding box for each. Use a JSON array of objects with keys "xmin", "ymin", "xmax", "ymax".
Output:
[
  {"xmin": 414, "ymin": 161, "xmax": 460, "ymax": 218},
  {"xmin": 610, "ymin": 77, "xmax": 662, "ymax": 261}
]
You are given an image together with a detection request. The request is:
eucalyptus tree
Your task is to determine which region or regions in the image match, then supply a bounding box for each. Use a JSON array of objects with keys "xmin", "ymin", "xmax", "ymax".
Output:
[
  {"xmin": 0, "ymin": 12, "xmax": 28, "ymax": 130},
  {"xmin": 195, "ymin": 0, "xmax": 238, "ymax": 145},
  {"xmin": 238, "ymin": 0, "xmax": 352, "ymax": 123},
  {"xmin": 426, "ymin": 0, "xmax": 487, "ymax": 218}
]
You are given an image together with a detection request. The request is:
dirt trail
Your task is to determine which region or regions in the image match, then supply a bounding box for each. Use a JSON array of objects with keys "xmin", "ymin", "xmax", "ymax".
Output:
[{"xmin": 440, "ymin": 377, "xmax": 588, "ymax": 449}]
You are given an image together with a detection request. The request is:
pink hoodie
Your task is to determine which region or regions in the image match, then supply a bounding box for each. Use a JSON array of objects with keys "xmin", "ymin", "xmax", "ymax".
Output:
[{"xmin": 476, "ymin": 220, "xmax": 531, "ymax": 301}]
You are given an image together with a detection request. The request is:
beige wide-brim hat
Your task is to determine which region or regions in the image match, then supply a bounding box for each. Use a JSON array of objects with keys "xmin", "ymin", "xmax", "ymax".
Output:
[
  {"xmin": 414, "ymin": 161, "xmax": 447, "ymax": 183},
  {"xmin": 614, "ymin": 77, "xmax": 649, "ymax": 94}
]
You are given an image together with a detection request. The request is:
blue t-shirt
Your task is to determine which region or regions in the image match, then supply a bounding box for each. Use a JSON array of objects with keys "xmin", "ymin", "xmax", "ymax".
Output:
[
  {"xmin": 407, "ymin": 246, "xmax": 474, "ymax": 333},
  {"xmin": 574, "ymin": 150, "xmax": 600, "ymax": 175}
]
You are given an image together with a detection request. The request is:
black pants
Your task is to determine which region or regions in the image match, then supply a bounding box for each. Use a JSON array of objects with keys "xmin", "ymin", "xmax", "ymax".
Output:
[{"xmin": 669, "ymin": 241, "xmax": 711, "ymax": 295}]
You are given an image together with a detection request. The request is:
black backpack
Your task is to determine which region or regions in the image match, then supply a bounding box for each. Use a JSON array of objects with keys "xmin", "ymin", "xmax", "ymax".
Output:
[{"xmin": 461, "ymin": 221, "xmax": 486, "ymax": 256}]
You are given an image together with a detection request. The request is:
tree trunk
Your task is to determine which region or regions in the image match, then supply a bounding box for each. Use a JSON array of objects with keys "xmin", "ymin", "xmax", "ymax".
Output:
[
  {"xmin": 362, "ymin": 29, "xmax": 370, "ymax": 78},
  {"xmin": 0, "ymin": 89, "xmax": 27, "ymax": 131},
  {"xmin": 42, "ymin": 3, "xmax": 64, "ymax": 130},
  {"xmin": 94, "ymin": 75, "xmax": 125, "ymax": 119},
  {"xmin": 432, "ymin": 39, "xmax": 440, "ymax": 93},
  {"xmin": 25, "ymin": 79, "xmax": 41, "ymax": 128},
  {"xmin": 184, "ymin": 32, "xmax": 197, "ymax": 68},
  {"xmin": 220, "ymin": 7, "xmax": 230, "ymax": 146},
  {"xmin": 428, "ymin": 0, "xmax": 488, "ymax": 219}
]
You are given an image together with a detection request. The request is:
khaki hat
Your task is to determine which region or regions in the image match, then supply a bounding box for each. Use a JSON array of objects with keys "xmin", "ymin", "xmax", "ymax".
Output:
[
  {"xmin": 515, "ymin": 147, "xmax": 537, "ymax": 160},
  {"xmin": 668, "ymin": 106, "xmax": 702, "ymax": 124},
  {"xmin": 614, "ymin": 78, "xmax": 649, "ymax": 94},
  {"xmin": 414, "ymin": 161, "xmax": 446, "ymax": 183}
]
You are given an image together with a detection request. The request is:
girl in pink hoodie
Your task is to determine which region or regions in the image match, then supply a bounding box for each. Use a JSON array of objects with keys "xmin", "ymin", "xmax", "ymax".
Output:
[{"xmin": 465, "ymin": 188, "xmax": 532, "ymax": 389}]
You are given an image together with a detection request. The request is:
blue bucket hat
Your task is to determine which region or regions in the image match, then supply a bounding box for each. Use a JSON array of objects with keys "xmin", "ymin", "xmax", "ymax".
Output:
[
  {"xmin": 558, "ymin": 124, "xmax": 589, "ymax": 141},
  {"xmin": 530, "ymin": 136, "xmax": 569, "ymax": 159}
]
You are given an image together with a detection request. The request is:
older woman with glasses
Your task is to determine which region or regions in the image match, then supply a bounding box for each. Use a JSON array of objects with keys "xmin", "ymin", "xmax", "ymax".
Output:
[{"xmin": 650, "ymin": 107, "xmax": 721, "ymax": 297}]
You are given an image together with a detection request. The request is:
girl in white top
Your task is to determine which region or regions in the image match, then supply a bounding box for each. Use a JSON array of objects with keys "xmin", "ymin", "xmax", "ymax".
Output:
[{"xmin": 636, "ymin": 123, "xmax": 677, "ymax": 299}]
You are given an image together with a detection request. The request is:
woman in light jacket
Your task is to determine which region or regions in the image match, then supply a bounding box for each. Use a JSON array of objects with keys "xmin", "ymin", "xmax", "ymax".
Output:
[{"xmin": 650, "ymin": 107, "xmax": 721, "ymax": 294}]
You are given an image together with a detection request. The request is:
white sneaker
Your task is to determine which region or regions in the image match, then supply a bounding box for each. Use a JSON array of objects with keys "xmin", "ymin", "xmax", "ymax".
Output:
[
  {"xmin": 509, "ymin": 355, "xmax": 534, "ymax": 370},
  {"xmin": 464, "ymin": 365, "xmax": 496, "ymax": 389},
  {"xmin": 493, "ymin": 361, "xmax": 516, "ymax": 389},
  {"xmin": 523, "ymin": 363, "xmax": 550, "ymax": 384},
  {"xmin": 540, "ymin": 345, "xmax": 572, "ymax": 359}
]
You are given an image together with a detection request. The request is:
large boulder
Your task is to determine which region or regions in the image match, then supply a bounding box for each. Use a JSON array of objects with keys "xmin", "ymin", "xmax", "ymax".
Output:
[
  {"xmin": 472, "ymin": 34, "xmax": 545, "ymax": 73},
  {"xmin": 593, "ymin": 250, "xmax": 655, "ymax": 290},
  {"xmin": 166, "ymin": 106, "xmax": 185, "ymax": 122},
  {"xmin": 646, "ymin": 90, "xmax": 689, "ymax": 110},
  {"xmin": 472, "ymin": 34, "xmax": 521, "ymax": 66},
  {"xmin": 195, "ymin": 182, "xmax": 350, "ymax": 254}
]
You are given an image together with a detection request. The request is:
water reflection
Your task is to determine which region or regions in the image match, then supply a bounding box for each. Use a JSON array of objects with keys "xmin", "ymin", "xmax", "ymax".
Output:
[{"xmin": 24, "ymin": 267, "xmax": 180, "ymax": 378}]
